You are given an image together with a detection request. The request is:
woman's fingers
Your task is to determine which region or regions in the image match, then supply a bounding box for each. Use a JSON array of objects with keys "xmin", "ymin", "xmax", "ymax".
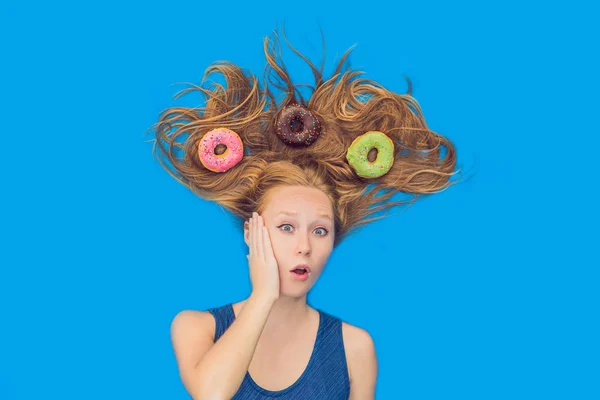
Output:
[
  {"xmin": 249, "ymin": 213, "xmax": 270, "ymax": 261},
  {"xmin": 262, "ymin": 226, "xmax": 274, "ymax": 259},
  {"xmin": 250, "ymin": 216, "xmax": 255, "ymax": 257},
  {"xmin": 258, "ymin": 215, "xmax": 265, "ymax": 260}
]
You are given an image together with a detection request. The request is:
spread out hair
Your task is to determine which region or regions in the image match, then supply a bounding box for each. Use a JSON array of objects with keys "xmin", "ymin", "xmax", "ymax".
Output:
[{"xmin": 147, "ymin": 25, "xmax": 464, "ymax": 247}]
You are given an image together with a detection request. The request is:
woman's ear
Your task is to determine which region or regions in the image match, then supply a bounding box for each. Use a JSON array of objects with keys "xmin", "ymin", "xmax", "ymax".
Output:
[{"xmin": 243, "ymin": 221, "xmax": 249, "ymax": 247}]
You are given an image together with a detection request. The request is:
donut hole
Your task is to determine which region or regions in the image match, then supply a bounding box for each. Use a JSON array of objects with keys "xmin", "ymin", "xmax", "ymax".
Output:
[
  {"xmin": 214, "ymin": 144, "xmax": 227, "ymax": 155},
  {"xmin": 367, "ymin": 147, "xmax": 378, "ymax": 162},
  {"xmin": 290, "ymin": 116, "xmax": 304, "ymax": 133}
]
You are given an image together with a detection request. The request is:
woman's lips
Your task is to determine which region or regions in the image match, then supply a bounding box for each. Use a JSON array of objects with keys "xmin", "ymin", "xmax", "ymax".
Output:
[
  {"xmin": 290, "ymin": 270, "xmax": 310, "ymax": 281},
  {"xmin": 290, "ymin": 264, "xmax": 311, "ymax": 273}
]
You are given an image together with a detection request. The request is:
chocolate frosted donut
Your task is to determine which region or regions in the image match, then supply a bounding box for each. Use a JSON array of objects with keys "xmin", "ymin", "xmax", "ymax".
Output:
[{"xmin": 274, "ymin": 103, "xmax": 322, "ymax": 147}]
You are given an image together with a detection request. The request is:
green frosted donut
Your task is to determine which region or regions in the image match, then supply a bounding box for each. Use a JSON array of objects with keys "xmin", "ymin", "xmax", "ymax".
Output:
[{"xmin": 346, "ymin": 131, "xmax": 395, "ymax": 179}]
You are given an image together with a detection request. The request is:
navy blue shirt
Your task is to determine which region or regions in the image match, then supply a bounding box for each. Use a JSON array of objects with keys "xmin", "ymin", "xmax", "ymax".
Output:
[{"xmin": 206, "ymin": 303, "xmax": 351, "ymax": 399}]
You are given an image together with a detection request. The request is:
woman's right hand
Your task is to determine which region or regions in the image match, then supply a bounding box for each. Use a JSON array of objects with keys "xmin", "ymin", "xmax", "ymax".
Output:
[{"xmin": 246, "ymin": 212, "xmax": 280, "ymax": 301}]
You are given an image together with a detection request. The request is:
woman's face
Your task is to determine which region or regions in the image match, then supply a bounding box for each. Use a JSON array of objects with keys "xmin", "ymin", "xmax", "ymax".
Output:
[{"xmin": 244, "ymin": 185, "xmax": 335, "ymax": 296}]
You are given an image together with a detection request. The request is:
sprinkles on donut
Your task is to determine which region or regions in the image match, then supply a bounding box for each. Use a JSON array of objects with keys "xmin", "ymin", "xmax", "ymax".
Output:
[
  {"xmin": 274, "ymin": 103, "xmax": 322, "ymax": 147},
  {"xmin": 346, "ymin": 131, "xmax": 395, "ymax": 179},
  {"xmin": 197, "ymin": 127, "xmax": 244, "ymax": 173}
]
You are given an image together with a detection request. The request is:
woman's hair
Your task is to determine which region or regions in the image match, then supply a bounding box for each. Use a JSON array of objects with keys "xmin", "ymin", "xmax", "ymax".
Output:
[{"xmin": 147, "ymin": 27, "xmax": 462, "ymax": 248}]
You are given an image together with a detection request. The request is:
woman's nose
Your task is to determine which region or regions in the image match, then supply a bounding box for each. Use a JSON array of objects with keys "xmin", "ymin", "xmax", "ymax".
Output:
[{"xmin": 295, "ymin": 233, "xmax": 311, "ymax": 255}]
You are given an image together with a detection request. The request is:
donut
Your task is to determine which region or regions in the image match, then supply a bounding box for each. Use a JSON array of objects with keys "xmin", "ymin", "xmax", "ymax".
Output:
[
  {"xmin": 346, "ymin": 131, "xmax": 395, "ymax": 179},
  {"xmin": 274, "ymin": 103, "xmax": 322, "ymax": 147},
  {"xmin": 197, "ymin": 127, "xmax": 244, "ymax": 173}
]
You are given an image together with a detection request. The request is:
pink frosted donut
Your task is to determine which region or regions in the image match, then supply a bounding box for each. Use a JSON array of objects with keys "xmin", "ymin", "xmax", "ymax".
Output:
[{"xmin": 197, "ymin": 128, "xmax": 244, "ymax": 173}]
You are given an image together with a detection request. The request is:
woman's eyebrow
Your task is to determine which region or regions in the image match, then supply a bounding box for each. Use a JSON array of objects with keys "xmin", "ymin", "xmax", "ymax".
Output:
[{"xmin": 277, "ymin": 211, "xmax": 332, "ymax": 221}]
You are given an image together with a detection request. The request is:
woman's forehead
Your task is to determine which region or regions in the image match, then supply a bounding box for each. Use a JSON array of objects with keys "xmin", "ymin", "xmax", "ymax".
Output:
[
  {"xmin": 275, "ymin": 209, "xmax": 333, "ymax": 222},
  {"xmin": 264, "ymin": 187, "xmax": 333, "ymax": 217}
]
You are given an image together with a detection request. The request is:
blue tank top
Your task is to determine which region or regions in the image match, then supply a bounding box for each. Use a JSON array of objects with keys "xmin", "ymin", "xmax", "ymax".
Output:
[{"xmin": 206, "ymin": 303, "xmax": 351, "ymax": 399}]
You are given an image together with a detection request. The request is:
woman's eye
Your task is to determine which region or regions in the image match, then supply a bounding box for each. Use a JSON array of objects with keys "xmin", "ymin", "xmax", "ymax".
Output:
[
  {"xmin": 277, "ymin": 224, "xmax": 329, "ymax": 236},
  {"xmin": 281, "ymin": 224, "xmax": 293, "ymax": 232}
]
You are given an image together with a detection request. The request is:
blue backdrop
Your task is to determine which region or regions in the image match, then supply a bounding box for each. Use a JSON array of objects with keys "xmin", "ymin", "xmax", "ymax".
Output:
[{"xmin": 1, "ymin": 0, "xmax": 598, "ymax": 399}]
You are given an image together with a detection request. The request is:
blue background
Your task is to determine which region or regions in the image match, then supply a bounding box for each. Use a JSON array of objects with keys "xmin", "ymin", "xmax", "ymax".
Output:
[{"xmin": 1, "ymin": 0, "xmax": 598, "ymax": 399}]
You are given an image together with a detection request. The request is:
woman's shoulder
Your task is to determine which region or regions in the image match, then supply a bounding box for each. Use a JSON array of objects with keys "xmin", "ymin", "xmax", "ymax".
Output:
[
  {"xmin": 170, "ymin": 308, "xmax": 218, "ymax": 343},
  {"xmin": 320, "ymin": 310, "xmax": 375, "ymax": 354},
  {"xmin": 339, "ymin": 319, "xmax": 377, "ymax": 387},
  {"xmin": 340, "ymin": 320, "xmax": 375, "ymax": 350}
]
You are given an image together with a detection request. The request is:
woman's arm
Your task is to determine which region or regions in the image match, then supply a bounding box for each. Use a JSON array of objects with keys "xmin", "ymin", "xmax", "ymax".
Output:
[
  {"xmin": 172, "ymin": 214, "xmax": 280, "ymax": 399},
  {"xmin": 343, "ymin": 323, "xmax": 378, "ymax": 400},
  {"xmin": 191, "ymin": 293, "xmax": 275, "ymax": 400}
]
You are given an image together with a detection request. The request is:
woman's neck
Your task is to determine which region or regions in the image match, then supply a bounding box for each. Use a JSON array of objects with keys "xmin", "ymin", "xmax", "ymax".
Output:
[{"xmin": 242, "ymin": 294, "xmax": 313, "ymax": 337}]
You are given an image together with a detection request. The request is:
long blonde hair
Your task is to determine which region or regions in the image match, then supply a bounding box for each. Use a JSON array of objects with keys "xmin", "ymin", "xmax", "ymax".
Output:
[{"xmin": 147, "ymin": 27, "xmax": 462, "ymax": 247}]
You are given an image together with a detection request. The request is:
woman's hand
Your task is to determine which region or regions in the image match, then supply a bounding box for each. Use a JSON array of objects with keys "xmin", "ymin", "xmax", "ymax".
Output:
[{"xmin": 246, "ymin": 212, "xmax": 280, "ymax": 301}]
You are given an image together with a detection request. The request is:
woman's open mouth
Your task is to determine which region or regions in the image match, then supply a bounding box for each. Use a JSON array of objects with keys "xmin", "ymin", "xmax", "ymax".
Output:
[{"xmin": 290, "ymin": 266, "xmax": 310, "ymax": 281}]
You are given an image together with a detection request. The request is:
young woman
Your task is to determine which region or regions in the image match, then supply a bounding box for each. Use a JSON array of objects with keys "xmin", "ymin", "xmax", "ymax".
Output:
[{"xmin": 149, "ymin": 26, "xmax": 460, "ymax": 399}]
